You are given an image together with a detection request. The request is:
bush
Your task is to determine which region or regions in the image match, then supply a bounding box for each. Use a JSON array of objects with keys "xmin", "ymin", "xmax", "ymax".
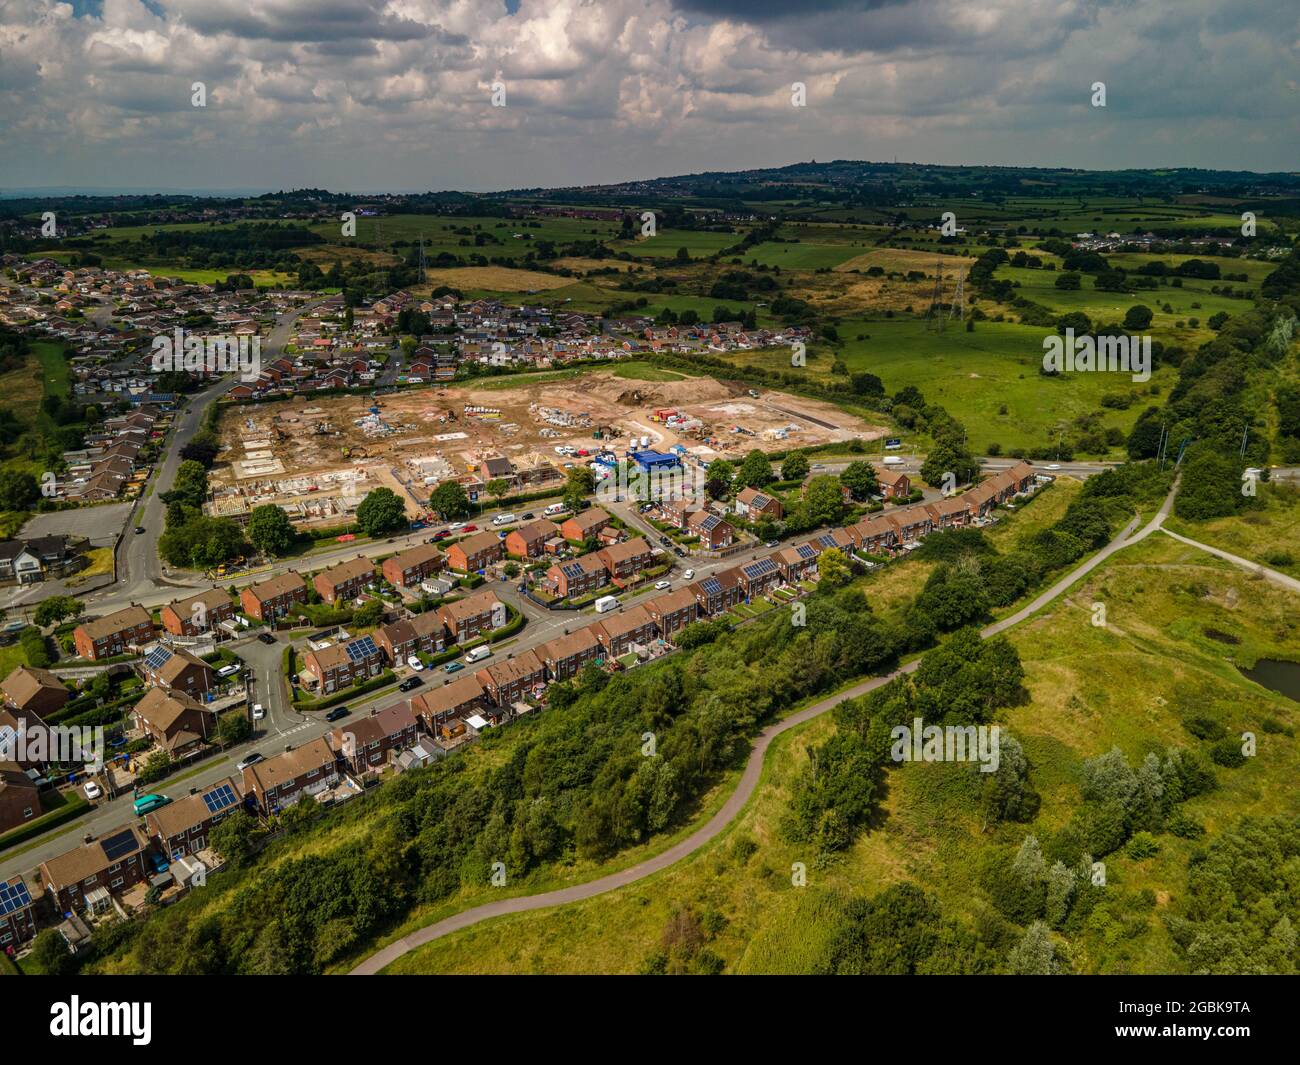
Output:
[{"xmin": 1209, "ymin": 737, "xmax": 1247, "ymax": 768}]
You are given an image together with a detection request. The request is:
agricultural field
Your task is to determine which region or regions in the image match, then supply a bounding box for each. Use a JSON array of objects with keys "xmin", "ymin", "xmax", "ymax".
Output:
[
  {"xmin": 304, "ymin": 213, "xmax": 620, "ymax": 257},
  {"xmin": 612, "ymin": 229, "xmax": 746, "ymax": 259},
  {"xmin": 379, "ymin": 532, "xmax": 1300, "ymax": 974}
]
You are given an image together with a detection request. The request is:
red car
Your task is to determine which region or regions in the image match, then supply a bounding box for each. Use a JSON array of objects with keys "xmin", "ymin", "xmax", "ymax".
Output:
[
  {"xmin": 462, "ymin": 523, "xmax": 478, "ymax": 532},
  {"xmin": 431, "ymin": 530, "xmax": 450, "ymax": 541}
]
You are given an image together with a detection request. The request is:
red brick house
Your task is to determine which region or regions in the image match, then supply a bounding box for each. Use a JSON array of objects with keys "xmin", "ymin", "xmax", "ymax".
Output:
[
  {"xmin": 559, "ymin": 508, "xmax": 611, "ymax": 542},
  {"xmin": 735, "ymin": 556, "xmax": 783, "ymax": 599},
  {"xmin": 598, "ymin": 537, "xmax": 654, "ymax": 584},
  {"xmin": 73, "ymin": 605, "xmax": 154, "ymax": 660},
  {"xmin": 161, "ymin": 589, "xmax": 235, "ymax": 637},
  {"xmin": 381, "ymin": 543, "xmax": 444, "ymax": 588},
  {"xmin": 592, "ymin": 604, "xmax": 657, "ymax": 657},
  {"xmin": 240, "ymin": 571, "xmax": 308, "ymax": 622},
  {"xmin": 690, "ymin": 511, "xmax": 734, "ymax": 549},
  {"xmin": 140, "ymin": 645, "xmax": 215, "ymax": 698},
  {"xmin": 301, "ymin": 634, "xmax": 385, "ymax": 694},
  {"xmin": 40, "ymin": 825, "xmax": 152, "ymax": 913},
  {"xmin": 241, "ymin": 737, "xmax": 340, "ymax": 815},
  {"xmin": 504, "ymin": 519, "xmax": 560, "ymax": 559},
  {"xmin": 444, "ymin": 530, "xmax": 503, "ymax": 573},
  {"xmin": 375, "ymin": 611, "xmax": 446, "ymax": 663},
  {"xmin": 537, "ymin": 628, "xmax": 604, "ymax": 681},
  {"xmin": 1, "ymin": 666, "xmax": 70, "ymax": 719},
  {"xmin": 131, "ymin": 688, "xmax": 216, "ymax": 754},
  {"xmin": 872, "ymin": 466, "xmax": 911, "ymax": 501},
  {"xmin": 412, "ymin": 675, "xmax": 487, "ymax": 733},
  {"xmin": 146, "ymin": 776, "xmax": 244, "ymax": 860},
  {"xmin": 645, "ymin": 588, "xmax": 698, "ymax": 640},
  {"xmin": 313, "ymin": 556, "xmax": 375, "ymax": 604},
  {"xmin": 329, "ymin": 702, "xmax": 421, "ymax": 775},
  {"xmin": 0, "ymin": 763, "xmax": 41, "ymax": 835},
  {"xmin": 0, "ymin": 874, "xmax": 37, "ymax": 946},
  {"xmin": 773, "ymin": 542, "xmax": 820, "ymax": 583},
  {"xmin": 847, "ymin": 515, "xmax": 897, "ymax": 555},
  {"xmin": 437, "ymin": 589, "xmax": 506, "ymax": 643},
  {"xmin": 475, "ymin": 649, "xmax": 546, "ymax": 705},
  {"xmin": 544, "ymin": 552, "xmax": 608, "ymax": 599},
  {"xmin": 688, "ymin": 570, "xmax": 744, "ymax": 615},
  {"xmin": 734, "ymin": 486, "xmax": 784, "ymax": 521}
]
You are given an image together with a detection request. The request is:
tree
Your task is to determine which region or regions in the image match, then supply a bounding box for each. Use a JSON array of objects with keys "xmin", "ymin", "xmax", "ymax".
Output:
[
  {"xmin": 1006, "ymin": 921, "xmax": 1061, "ymax": 975},
  {"xmin": 485, "ymin": 478, "xmax": 510, "ymax": 505},
  {"xmin": 817, "ymin": 546, "xmax": 851, "ymax": 587},
  {"xmin": 169, "ymin": 459, "xmax": 209, "ymax": 507},
  {"xmin": 1054, "ymin": 271, "xmax": 1082, "ymax": 290},
  {"xmin": 736, "ymin": 449, "xmax": 775, "ymax": 490},
  {"xmin": 428, "ymin": 480, "xmax": 471, "ymax": 521},
  {"xmin": 781, "ymin": 450, "xmax": 810, "ymax": 482},
  {"xmin": 247, "ymin": 504, "xmax": 296, "ymax": 557},
  {"xmin": 850, "ymin": 371, "xmax": 884, "ymax": 399},
  {"xmin": 1123, "ymin": 304, "xmax": 1153, "ymax": 331},
  {"xmin": 355, "ymin": 487, "xmax": 407, "ymax": 537},
  {"xmin": 210, "ymin": 809, "xmax": 258, "ymax": 868},
  {"xmin": 217, "ymin": 709, "xmax": 251, "ymax": 746},
  {"xmin": 1174, "ymin": 445, "xmax": 1246, "ymax": 521},
  {"xmin": 563, "ymin": 465, "xmax": 595, "ymax": 510},
  {"xmin": 0, "ymin": 469, "xmax": 38, "ymax": 511},
  {"xmin": 804, "ymin": 475, "xmax": 846, "ymax": 527},
  {"xmin": 34, "ymin": 595, "xmax": 82, "ymax": 627},
  {"xmin": 840, "ymin": 460, "xmax": 879, "ymax": 502},
  {"xmin": 31, "ymin": 928, "xmax": 76, "ymax": 975},
  {"xmin": 353, "ymin": 599, "xmax": 384, "ymax": 627}
]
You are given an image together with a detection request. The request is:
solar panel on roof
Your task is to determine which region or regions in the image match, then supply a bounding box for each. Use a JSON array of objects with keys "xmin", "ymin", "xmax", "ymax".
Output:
[
  {"xmin": 100, "ymin": 828, "xmax": 138, "ymax": 861},
  {"xmin": 144, "ymin": 645, "xmax": 174, "ymax": 671},
  {"xmin": 752, "ymin": 493, "xmax": 770, "ymax": 507},
  {"xmin": 0, "ymin": 879, "xmax": 31, "ymax": 915},
  {"xmin": 701, "ymin": 577, "xmax": 721, "ymax": 595},
  {"xmin": 346, "ymin": 635, "xmax": 378, "ymax": 662},
  {"xmin": 202, "ymin": 783, "xmax": 239, "ymax": 814},
  {"xmin": 744, "ymin": 558, "xmax": 778, "ymax": 578}
]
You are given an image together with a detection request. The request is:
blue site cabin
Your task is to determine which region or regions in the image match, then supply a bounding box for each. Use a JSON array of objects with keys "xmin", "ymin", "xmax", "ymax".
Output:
[{"xmin": 629, "ymin": 450, "xmax": 681, "ymax": 472}]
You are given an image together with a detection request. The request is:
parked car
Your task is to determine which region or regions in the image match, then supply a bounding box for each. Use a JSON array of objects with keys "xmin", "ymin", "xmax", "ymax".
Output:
[
  {"xmin": 462, "ymin": 524, "xmax": 478, "ymax": 532},
  {"xmin": 257, "ymin": 632, "xmax": 276, "ymax": 645},
  {"xmin": 407, "ymin": 655, "xmax": 424, "ymax": 672},
  {"xmin": 765, "ymin": 540, "xmax": 779, "ymax": 548},
  {"xmin": 673, "ymin": 547, "xmax": 686, "ymax": 557},
  {"xmin": 251, "ymin": 703, "xmax": 265, "ymax": 720},
  {"xmin": 133, "ymin": 794, "xmax": 170, "ymax": 816},
  {"xmin": 325, "ymin": 706, "xmax": 350, "ymax": 722},
  {"xmin": 521, "ymin": 512, "xmax": 535, "ymax": 520},
  {"xmin": 654, "ymin": 580, "xmax": 671, "ymax": 590},
  {"xmin": 444, "ymin": 661, "xmax": 465, "ymax": 674},
  {"xmin": 683, "ymin": 569, "xmax": 695, "ymax": 580},
  {"xmin": 432, "ymin": 530, "xmax": 450, "ymax": 540},
  {"xmin": 237, "ymin": 752, "xmax": 265, "ymax": 771},
  {"xmin": 659, "ymin": 536, "xmax": 673, "ymax": 547},
  {"xmin": 83, "ymin": 780, "xmax": 102, "ymax": 801},
  {"xmin": 399, "ymin": 676, "xmax": 423, "ymax": 692},
  {"xmin": 448, "ymin": 522, "xmax": 466, "ymax": 532}
]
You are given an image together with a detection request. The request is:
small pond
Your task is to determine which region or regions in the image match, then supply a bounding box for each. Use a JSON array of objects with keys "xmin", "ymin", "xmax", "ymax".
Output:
[{"xmin": 1239, "ymin": 659, "xmax": 1300, "ymax": 702}]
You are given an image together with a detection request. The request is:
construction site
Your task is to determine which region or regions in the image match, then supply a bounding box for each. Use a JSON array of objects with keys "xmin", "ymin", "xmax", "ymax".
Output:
[{"xmin": 206, "ymin": 370, "xmax": 884, "ymax": 527}]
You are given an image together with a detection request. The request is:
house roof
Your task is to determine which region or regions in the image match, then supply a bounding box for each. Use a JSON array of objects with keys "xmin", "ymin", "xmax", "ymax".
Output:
[
  {"xmin": 645, "ymin": 588, "xmax": 697, "ymax": 617},
  {"xmin": 563, "ymin": 508, "xmax": 610, "ymax": 534},
  {"xmin": 385, "ymin": 542, "xmax": 443, "ymax": 572},
  {"xmin": 2, "ymin": 666, "xmax": 69, "ymax": 710},
  {"xmin": 317, "ymin": 555, "xmax": 374, "ymax": 588},
  {"xmin": 165, "ymin": 588, "xmax": 231, "ymax": 620},
  {"xmin": 242, "ymin": 737, "xmax": 336, "ymax": 795},
  {"xmin": 509, "ymin": 519, "xmax": 559, "ymax": 543},
  {"xmin": 330, "ymin": 702, "xmax": 418, "ymax": 751},
  {"xmin": 133, "ymin": 687, "xmax": 207, "ymax": 736},
  {"xmin": 411, "ymin": 675, "xmax": 485, "ymax": 719},
  {"xmin": 40, "ymin": 824, "xmax": 150, "ymax": 889},
  {"xmin": 147, "ymin": 777, "xmax": 243, "ymax": 839},
  {"xmin": 598, "ymin": 537, "xmax": 651, "ymax": 566},
  {"xmin": 450, "ymin": 530, "xmax": 503, "ymax": 558},
  {"xmin": 77, "ymin": 604, "xmax": 151, "ymax": 642},
  {"xmin": 477, "ymin": 648, "xmax": 544, "ymax": 687},
  {"xmin": 246, "ymin": 571, "xmax": 306, "ymax": 602},
  {"xmin": 438, "ymin": 588, "xmax": 503, "ymax": 625},
  {"xmin": 145, "ymin": 645, "xmax": 213, "ymax": 686},
  {"xmin": 594, "ymin": 604, "xmax": 654, "ymax": 642},
  {"xmin": 538, "ymin": 627, "xmax": 602, "ymax": 664}
]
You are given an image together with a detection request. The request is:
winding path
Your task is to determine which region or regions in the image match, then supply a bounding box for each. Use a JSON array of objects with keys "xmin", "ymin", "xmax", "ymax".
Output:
[{"xmin": 351, "ymin": 479, "xmax": 1195, "ymax": 975}]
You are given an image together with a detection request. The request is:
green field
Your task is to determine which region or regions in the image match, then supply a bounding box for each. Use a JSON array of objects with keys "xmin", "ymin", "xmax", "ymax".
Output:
[
  {"xmin": 612, "ymin": 229, "xmax": 745, "ymax": 259},
  {"xmin": 380, "ymin": 532, "xmax": 1300, "ymax": 974},
  {"xmin": 306, "ymin": 213, "xmax": 619, "ymax": 259}
]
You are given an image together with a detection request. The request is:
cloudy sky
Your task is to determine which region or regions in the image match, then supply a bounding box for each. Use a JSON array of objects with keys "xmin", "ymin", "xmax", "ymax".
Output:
[{"xmin": 1, "ymin": 0, "xmax": 1296, "ymax": 193}]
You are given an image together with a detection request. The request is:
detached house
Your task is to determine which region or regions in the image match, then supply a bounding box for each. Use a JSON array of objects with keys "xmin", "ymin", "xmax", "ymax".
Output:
[
  {"xmin": 872, "ymin": 466, "xmax": 911, "ymax": 501},
  {"xmin": 73, "ymin": 605, "xmax": 153, "ymax": 660},
  {"xmin": 504, "ymin": 519, "xmax": 560, "ymax": 559},
  {"xmin": 240, "ymin": 571, "xmax": 308, "ymax": 622},
  {"xmin": 241, "ymin": 737, "xmax": 340, "ymax": 816},
  {"xmin": 313, "ymin": 556, "xmax": 374, "ymax": 604}
]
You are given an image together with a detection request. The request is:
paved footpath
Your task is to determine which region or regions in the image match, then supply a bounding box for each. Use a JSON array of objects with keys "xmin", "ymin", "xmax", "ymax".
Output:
[{"xmin": 350, "ymin": 485, "xmax": 1193, "ymax": 975}]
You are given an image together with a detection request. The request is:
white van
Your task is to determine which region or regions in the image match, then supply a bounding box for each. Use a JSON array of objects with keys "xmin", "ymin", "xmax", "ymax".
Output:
[
  {"xmin": 594, "ymin": 595, "xmax": 619, "ymax": 613},
  {"xmin": 465, "ymin": 645, "xmax": 492, "ymax": 663},
  {"xmin": 492, "ymin": 513, "xmax": 516, "ymax": 527},
  {"xmin": 882, "ymin": 456, "xmax": 905, "ymax": 467},
  {"xmin": 543, "ymin": 502, "xmax": 568, "ymax": 517}
]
